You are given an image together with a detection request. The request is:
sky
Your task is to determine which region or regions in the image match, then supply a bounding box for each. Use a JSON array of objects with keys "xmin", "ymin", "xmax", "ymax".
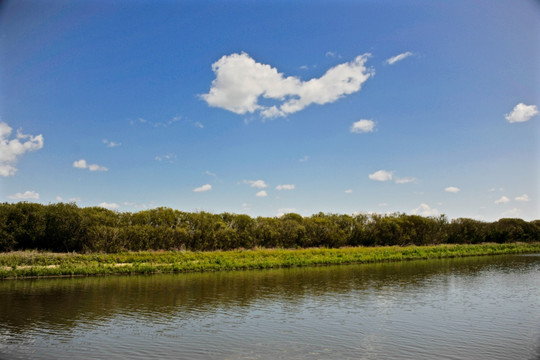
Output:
[{"xmin": 0, "ymin": 0, "xmax": 539, "ymax": 221}]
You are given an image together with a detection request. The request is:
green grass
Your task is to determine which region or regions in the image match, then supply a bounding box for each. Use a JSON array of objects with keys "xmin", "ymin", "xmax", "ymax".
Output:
[{"xmin": 1, "ymin": 243, "xmax": 539, "ymax": 279}]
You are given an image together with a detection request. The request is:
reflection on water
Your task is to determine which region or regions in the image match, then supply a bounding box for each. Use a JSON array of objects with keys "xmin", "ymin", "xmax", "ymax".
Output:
[{"xmin": 1, "ymin": 255, "xmax": 539, "ymax": 359}]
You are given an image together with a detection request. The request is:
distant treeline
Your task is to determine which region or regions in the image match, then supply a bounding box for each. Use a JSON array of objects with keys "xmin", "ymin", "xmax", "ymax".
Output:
[{"xmin": 0, "ymin": 202, "xmax": 538, "ymax": 253}]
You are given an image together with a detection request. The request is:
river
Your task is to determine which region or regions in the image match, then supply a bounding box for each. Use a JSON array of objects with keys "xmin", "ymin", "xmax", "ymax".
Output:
[{"xmin": 1, "ymin": 254, "xmax": 539, "ymax": 359}]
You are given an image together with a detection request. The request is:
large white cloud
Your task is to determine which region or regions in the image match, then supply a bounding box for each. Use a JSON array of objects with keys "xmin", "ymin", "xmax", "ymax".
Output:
[
  {"xmin": 0, "ymin": 122, "xmax": 44, "ymax": 177},
  {"xmin": 8, "ymin": 190, "xmax": 40, "ymax": 200},
  {"xmin": 350, "ymin": 119, "xmax": 375, "ymax": 133},
  {"xmin": 505, "ymin": 103, "xmax": 538, "ymax": 123},
  {"xmin": 369, "ymin": 170, "xmax": 393, "ymax": 182},
  {"xmin": 73, "ymin": 159, "xmax": 108, "ymax": 172},
  {"xmin": 201, "ymin": 52, "xmax": 373, "ymax": 118},
  {"xmin": 386, "ymin": 52, "xmax": 413, "ymax": 65}
]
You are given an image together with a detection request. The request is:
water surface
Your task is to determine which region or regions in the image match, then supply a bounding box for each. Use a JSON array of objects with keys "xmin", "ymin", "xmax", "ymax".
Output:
[{"xmin": 1, "ymin": 254, "xmax": 539, "ymax": 359}]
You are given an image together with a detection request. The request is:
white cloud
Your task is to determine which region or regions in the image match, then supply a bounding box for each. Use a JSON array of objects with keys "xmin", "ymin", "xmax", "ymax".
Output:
[
  {"xmin": 515, "ymin": 194, "xmax": 529, "ymax": 202},
  {"xmin": 73, "ymin": 159, "xmax": 108, "ymax": 172},
  {"xmin": 505, "ymin": 103, "xmax": 538, "ymax": 123},
  {"xmin": 299, "ymin": 155, "xmax": 310, "ymax": 162},
  {"xmin": 395, "ymin": 177, "xmax": 416, "ymax": 184},
  {"xmin": 345, "ymin": 189, "xmax": 353, "ymax": 194},
  {"xmin": 494, "ymin": 196, "xmax": 510, "ymax": 204},
  {"xmin": 8, "ymin": 190, "xmax": 40, "ymax": 200},
  {"xmin": 386, "ymin": 51, "xmax": 413, "ymax": 65},
  {"xmin": 411, "ymin": 203, "xmax": 439, "ymax": 216},
  {"xmin": 276, "ymin": 184, "xmax": 295, "ymax": 190},
  {"xmin": 445, "ymin": 186, "xmax": 460, "ymax": 193},
  {"xmin": 205, "ymin": 170, "xmax": 217, "ymax": 177},
  {"xmin": 201, "ymin": 52, "xmax": 373, "ymax": 118},
  {"xmin": 256, "ymin": 190, "xmax": 268, "ymax": 197},
  {"xmin": 98, "ymin": 202, "xmax": 120, "ymax": 210},
  {"xmin": 502, "ymin": 208, "xmax": 521, "ymax": 217},
  {"xmin": 102, "ymin": 139, "xmax": 121, "ymax": 147},
  {"xmin": 193, "ymin": 184, "xmax": 212, "ymax": 192},
  {"xmin": 194, "ymin": 121, "xmax": 204, "ymax": 129},
  {"xmin": 350, "ymin": 119, "xmax": 375, "ymax": 133},
  {"xmin": 277, "ymin": 208, "xmax": 297, "ymax": 217},
  {"xmin": 243, "ymin": 179, "xmax": 268, "ymax": 189},
  {"xmin": 379, "ymin": 203, "xmax": 388, "ymax": 207},
  {"xmin": 56, "ymin": 196, "xmax": 63, "ymax": 202},
  {"xmin": 0, "ymin": 122, "xmax": 44, "ymax": 177},
  {"xmin": 369, "ymin": 170, "xmax": 393, "ymax": 182}
]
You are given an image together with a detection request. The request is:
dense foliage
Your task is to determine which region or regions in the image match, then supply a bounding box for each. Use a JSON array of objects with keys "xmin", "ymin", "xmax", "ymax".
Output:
[{"xmin": 0, "ymin": 202, "xmax": 538, "ymax": 253}]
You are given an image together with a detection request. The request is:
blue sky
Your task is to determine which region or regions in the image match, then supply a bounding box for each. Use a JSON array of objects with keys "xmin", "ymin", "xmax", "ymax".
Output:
[{"xmin": 1, "ymin": 0, "xmax": 538, "ymax": 220}]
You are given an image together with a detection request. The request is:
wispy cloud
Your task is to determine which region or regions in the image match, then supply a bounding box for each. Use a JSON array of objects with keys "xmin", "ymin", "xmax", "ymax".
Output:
[
  {"xmin": 8, "ymin": 190, "xmax": 40, "ymax": 200},
  {"xmin": 205, "ymin": 170, "xmax": 217, "ymax": 177},
  {"xmin": 344, "ymin": 189, "xmax": 353, "ymax": 194},
  {"xmin": 201, "ymin": 52, "xmax": 373, "ymax": 118},
  {"xmin": 155, "ymin": 153, "xmax": 177, "ymax": 163},
  {"xmin": 98, "ymin": 202, "xmax": 120, "ymax": 210},
  {"xmin": 494, "ymin": 196, "xmax": 510, "ymax": 204},
  {"xmin": 505, "ymin": 103, "xmax": 538, "ymax": 123},
  {"xmin": 276, "ymin": 184, "xmax": 295, "ymax": 190},
  {"xmin": 515, "ymin": 194, "xmax": 529, "ymax": 202},
  {"xmin": 102, "ymin": 139, "xmax": 121, "ymax": 148},
  {"xmin": 386, "ymin": 51, "xmax": 413, "ymax": 65},
  {"xmin": 73, "ymin": 159, "xmax": 108, "ymax": 172},
  {"xmin": 0, "ymin": 122, "xmax": 44, "ymax": 177},
  {"xmin": 193, "ymin": 184, "xmax": 212, "ymax": 192},
  {"xmin": 445, "ymin": 186, "xmax": 460, "ymax": 193},
  {"xmin": 350, "ymin": 119, "xmax": 375, "ymax": 133},
  {"xmin": 243, "ymin": 179, "xmax": 268, "ymax": 189},
  {"xmin": 395, "ymin": 177, "xmax": 416, "ymax": 184},
  {"xmin": 411, "ymin": 203, "xmax": 439, "ymax": 216},
  {"xmin": 299, "ymin": 155, "xmax": 310, "ymax": 162}
]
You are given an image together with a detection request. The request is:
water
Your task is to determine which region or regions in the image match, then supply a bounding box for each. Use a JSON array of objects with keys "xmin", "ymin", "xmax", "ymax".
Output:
[{"xmin": 1, "ymin": 254, "xmax": 539, "ymax": 359}]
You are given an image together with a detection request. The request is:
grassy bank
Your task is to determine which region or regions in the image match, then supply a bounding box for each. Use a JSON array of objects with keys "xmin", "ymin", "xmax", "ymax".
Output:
[{"xmin": 1, "ymin": 243, "xmax": 539, "ymax": 279}]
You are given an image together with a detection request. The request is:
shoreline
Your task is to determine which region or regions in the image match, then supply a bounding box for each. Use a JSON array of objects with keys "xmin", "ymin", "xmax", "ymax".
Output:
[{"xmin": 1, "ymin": 243, "xmax": 539, "ymax": 280}]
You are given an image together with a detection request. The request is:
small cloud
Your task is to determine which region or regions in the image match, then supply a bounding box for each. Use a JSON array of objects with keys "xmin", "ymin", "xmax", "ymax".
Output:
[
  {"xmin": 155, "ymin": 153, "xmax": 177, "ymax": 163},
  {"xmin": 325, "ymin": 51, "xmax": 341, "ymax": 58},
  {"xmin": 505, "ymin": 103, "xmax": 538, "ymax": 123},
  {"xmin": 369, "ymin": 170, "xmax": 393, "ymax": 182},
  {"xmin": 411, "ymin": 203, "xmax": 439, "ymax": 216},
  {"xmin": 277, "ymin": 208, "xmax": 297, "ymax": 217},
  {"xmin": 445, "ymin": 186, "xmax": 460, "ymax": 193},
  {"xmin": 494, "ymin": 196, "xmax": 510, "ymax": 204},
  {"xmin": 350, "ymin": 119, "xmax": 375, "ymax": 133},
  {"xmin": 276, "ymin": 184, "xmax": 295, "ymax": 190},
  {"xmin": 344, "ymin": 189, "xmax": 353, "ymax": 194},
  {"xmin": 502, "ymin": 208, "xmax": 521, "ymax": 217},
  {"xmin": 256, "ymin": 190, "xmax": 267, "ymax": 197},
  {"xmin": 243, "ymin": 179, "xmax": 268, "ymax": 189},
  {"xmin": 515, "ymin": 194, "xmax": 529, "ymax": 202},
  {"xmin": 98, "ymin": 202, "xmax": 120, "ymax": 210},
  {"xmin": 379, "ymin": 202, "xmax": 388, "ymax": 207},
  {"xmin": 69, "ymin": 197, "xmax": 82, "ymax": 203},
  {"xmin": 395, "ymin": 177, "xmax": 416, "ymax": 184},
  {"xmin": 8, "ymin": 190, "xmax": 40, "ymax": 200},
  {"xmin": 56, "ymin": 196, "xmax": 63, "ymax": 201},
  {"xmin": 194, "ymin": 121, "xmax": 204, "ymax": 129},
  {"xmin": 0, "ymin": 122, "xmax": 44, "ymax": 177},
  {"xmin": 205, "ymin": 170, "xmax": 217, "ymax": 177},
  {"xmin": 299, "ymin": 65, "xmax": 309, "ymax": 70},
  {"xmin": 299, "ymin": 155, "xmax": 310, "ymax": 162},
  {"xmin": 241, "ymin": 203, "xmax": 251, "ymax": 210},
  {"xmin": 386, "ymin": 51, "xmax": 413, "ymax": 65},
  {"xmin": 73, "ymin": 159, "xmax": 108, "ymax": 172},
  {"xmin": 193, "ymin": 184, "xmax": 212, "ymax": 192},
  {"xmin": 102, "ymin": 139, "xmax": 121, "ymax": 148}
]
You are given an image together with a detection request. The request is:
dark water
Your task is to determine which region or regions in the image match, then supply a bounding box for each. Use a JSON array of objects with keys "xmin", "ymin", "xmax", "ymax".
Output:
[{"xmin": 1, "ymin": 254, "xmax": 539, "ymax": 360}]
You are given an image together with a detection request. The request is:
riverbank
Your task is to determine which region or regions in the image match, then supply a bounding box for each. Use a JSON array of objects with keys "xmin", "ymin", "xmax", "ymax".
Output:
[{"xmin": 1, "ymin": 243, "xmax": 539, "ymax": 279}]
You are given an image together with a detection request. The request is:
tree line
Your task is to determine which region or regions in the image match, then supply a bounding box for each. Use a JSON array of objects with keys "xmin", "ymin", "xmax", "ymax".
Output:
[{"xmin": 0, "ymin": 202, "xmax": 538, "ymax": 253}]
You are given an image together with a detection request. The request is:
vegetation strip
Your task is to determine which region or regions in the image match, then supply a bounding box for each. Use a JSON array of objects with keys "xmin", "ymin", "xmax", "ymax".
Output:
[{"xmin": 1, "ymin": 243, "xmax": 539, "ymax": 279}]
